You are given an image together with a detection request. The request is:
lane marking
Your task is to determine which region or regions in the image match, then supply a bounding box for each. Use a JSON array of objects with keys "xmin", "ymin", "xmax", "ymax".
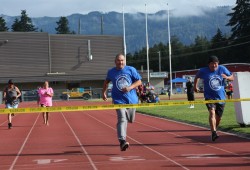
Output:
[
  {"xmin": 137, "ymin": 114, "xmax": 250, "ymax": 160},
  {"xmin": 110, "ymin": 156, "xmax": 145, "ymax": 161},
  {"xmin": 9, "ymin": 114, "xmax": 40, "ymax": 170},
  {"xmin": 61, "ymin": 111, "xmax": 98, "ymax": 170},
  {"xmin": 87, "ymin": 111, "xmax": 189, "ymax": 170},
  {"xmin": 181, "ymin": 154, "xmax": 219, "ymax": 159},
  {"xmin": 33, "ymin": 159, "xmax": 68, "ymax": 165}
]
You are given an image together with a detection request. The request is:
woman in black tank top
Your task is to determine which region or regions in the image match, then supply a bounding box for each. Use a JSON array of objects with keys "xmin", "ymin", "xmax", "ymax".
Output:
[{"xmin": 3, "ymin": 79, "xmax": 21, "ymax": 129}]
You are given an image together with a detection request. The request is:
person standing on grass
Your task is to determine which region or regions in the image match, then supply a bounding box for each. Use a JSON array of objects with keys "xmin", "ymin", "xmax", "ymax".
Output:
[
  {"xmin": 194, "ymin": 56, "xmax": 234, "ymax": 142},
  {"xmin": 3, "ymin": 79, "xmax": 22, "ymax": 129},
  {"xmin": 167, "ymin": 88, "xmax": 171, "ymax": 100},
  {"xmin": 37, "ymin": 81, "xmax": 54, "ymax": 126},
  {"xmin": 225, "ymin": 81, "xmax": 233, "ymax": 99},
  {"xmin": 102, "ymin": 53, "xmax": 142, "ymax": 151},
  {"xmin": 186, "ymin": 77, "xmax": 195, "ymax": 108}
]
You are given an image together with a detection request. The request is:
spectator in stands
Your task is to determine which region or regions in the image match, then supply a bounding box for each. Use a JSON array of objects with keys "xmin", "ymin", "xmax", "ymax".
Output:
[
  {"xmin": 186, "ymin": 77, "xmax": 195, "ymax": 108},
  {"xmin": 137, "ymin": 83, "xmax": 146, "ymax": 103},
  {"xmin": 160, "ymin": 87, "xmax": 166, "ymax": 95},
  {"xmin": 3, "ymin": 79, "xmax": 22, "ymax": 129},
  {"xmin": 194, "ymin": 56, "xmax": 234, "ymax": 142},
  {"xmin": 145, "ymin": 82, "xmax": 154, "ymax": 93},
  {"xmin": 145, "ymin": 82, "xmax": 156, "ymax": 102},
  {"xmin": 102, "ymin": 53, "xmax": 142, "ymax": 152},
  {"xmin": 146, "ymin": 89, "xmax": 160, "ymax": 103},
  {"xmin": 37, "ymin": 81, "xmax": 54, "ymax": 126}
]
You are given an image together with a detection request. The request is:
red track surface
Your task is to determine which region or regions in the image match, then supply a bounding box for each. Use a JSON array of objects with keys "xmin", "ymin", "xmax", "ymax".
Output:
[{"xmin": 0, "ymin": 100, "xmax": 250, "ymax": 170}]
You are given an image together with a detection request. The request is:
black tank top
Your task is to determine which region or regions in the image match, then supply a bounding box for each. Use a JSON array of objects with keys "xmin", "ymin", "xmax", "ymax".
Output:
[{"xmin": 5, "ymin": 86, "xmax": 19, "ymax": 105}]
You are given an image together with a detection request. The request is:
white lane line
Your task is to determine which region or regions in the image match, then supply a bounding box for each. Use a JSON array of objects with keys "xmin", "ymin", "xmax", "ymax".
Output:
[
  {"xmin": 137, "ymin": 114, "xmax": 250, "ymax": 160},
  {"xmin": 60, "ymin": 112, "xmax": 98, "ymax": 170},
  {"xmin": 0, "ymin": 120, "xmax": 8, "ymax": 126},
  {"xmin": 87, "ymin": 112, "xmax": 189, "ymax": 170},
  {"xmin": 0, "ymin": 115, "xmax": 18, "ymax": 126},
  {"xmin": 9, "ymin": 114, "xmax": 40, "ymax": 170}
]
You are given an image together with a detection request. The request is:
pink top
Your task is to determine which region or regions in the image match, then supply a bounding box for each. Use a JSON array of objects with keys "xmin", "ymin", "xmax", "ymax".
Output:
[{"xmin": 38, "ymin": 87, "xmax": 53, "ymax": 106}]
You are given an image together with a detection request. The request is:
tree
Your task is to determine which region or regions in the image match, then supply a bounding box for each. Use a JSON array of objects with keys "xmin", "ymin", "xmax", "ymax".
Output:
[
  {"xmin": 55, "ymin": 17, "xmax": 71, "ymax": 34},
  {"xmin": 227, "ymin": 0, "xmax": 250, "ymax": 42},
  {"xmin": 210, "ymin": 28, "xmax": 227, "ymax": 49},
  {"xmin": 188, "ymin": 36, "xmax": 210, "ymax": 68},
  {"xmin": 209, "ymin": 28, "xmax": 229, "ymax": 62},
  {"xmin": 11, "ymin": 18, "xmax": 21, "ymax": 31},
  {"xmin": 226, "ymin": 0, "xmax": 250, "ymax": 62},
  {"xmin": 11, "ymin": 10, "xmax": 37, "ymax": 32},
  {"xmin": 168, "ymin": 36, "xmax": 186, "ymax": 71},
  {"xmin": 0, "ymin": 17, "xmax": 9, "ymax": 31}
]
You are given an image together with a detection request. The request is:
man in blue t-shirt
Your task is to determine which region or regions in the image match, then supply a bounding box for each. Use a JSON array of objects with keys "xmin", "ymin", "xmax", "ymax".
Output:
[
  {"xmin": 102, "ymin": 53, "xmax": 142, "ymax": 151},
  {"xmin": 194, "ymin": 56, "xmax": 234, "ymax": 142}
]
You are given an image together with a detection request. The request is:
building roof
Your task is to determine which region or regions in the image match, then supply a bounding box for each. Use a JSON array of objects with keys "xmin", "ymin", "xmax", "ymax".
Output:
[{"xmin": 0, "ymin": 32, "xmax": 123, "ymax": 84}]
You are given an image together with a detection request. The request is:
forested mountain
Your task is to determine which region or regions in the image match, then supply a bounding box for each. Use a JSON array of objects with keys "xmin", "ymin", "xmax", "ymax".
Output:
[{"xmin": 1, "ymin": 6, "xmax": 232, "ymax": 53}]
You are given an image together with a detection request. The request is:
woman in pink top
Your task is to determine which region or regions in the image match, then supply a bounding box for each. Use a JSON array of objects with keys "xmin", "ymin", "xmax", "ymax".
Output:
[{"xmin": 37, "ymin": 81, "xmax": 54, "ymax": 126}]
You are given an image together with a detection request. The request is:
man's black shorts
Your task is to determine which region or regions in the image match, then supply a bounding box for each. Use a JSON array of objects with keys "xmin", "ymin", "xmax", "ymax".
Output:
[
  {"xmin": 187, "ymin": 93, "xmax": 194, "ymax": 101},
  {"xmin": 205, "ymin": 99, "xmax": 225, "ymax": 117}
]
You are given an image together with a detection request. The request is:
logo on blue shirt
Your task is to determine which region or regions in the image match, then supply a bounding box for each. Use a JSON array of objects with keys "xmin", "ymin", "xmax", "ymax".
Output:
[
  {"xmin": 209, "ymin": 75, "xmax": 222, "ymax": 91},
  {"xmin": 116, "ymin": 74, "xmax": 131, "ymax": 91}
]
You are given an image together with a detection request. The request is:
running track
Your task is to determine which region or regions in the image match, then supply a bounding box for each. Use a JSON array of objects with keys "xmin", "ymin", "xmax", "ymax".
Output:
[{"xmin": 0, "ymin": 100, "xmax": 250, "ymax": 170}]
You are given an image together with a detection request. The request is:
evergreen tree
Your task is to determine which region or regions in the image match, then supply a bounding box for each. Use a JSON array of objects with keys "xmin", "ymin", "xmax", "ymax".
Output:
[
  {"xmin": 227, "ymin": 0, "xmax": 250, "ymax": 62},
  {"xmin": 0, "ymin": 17, "xmax": 9, "ymax": 31},
  {"xmin": 210, "ymin": 28, "xmax": 227, "ymax": 49},
  {"xmin": 193, "ymin": 36, "xmax": 210, "ymax": 52},
  {"xmin": 169, "ymin": 36, "xmax": 185, "ymax": 71},
  {"xmin": 11, "ymin": 10, "xmax": 37, "ymax": 32},
  {"xmin": 11, "ymin": 18, "xmax": 21, "ymax": 31},
  {"xmin": 227, "ymin": 0, "xmax": 250, "ymax": 42},
  {"xmin": 210, "ymin": 28, "xmax": 228, "ymax": 63},
  {"xmin": 190, "ymin": 36, "xmax": 210, "ymax": 68},
  {"xmin": 55, "ymin": 17, "xmax": 71, "ymax": 34}
]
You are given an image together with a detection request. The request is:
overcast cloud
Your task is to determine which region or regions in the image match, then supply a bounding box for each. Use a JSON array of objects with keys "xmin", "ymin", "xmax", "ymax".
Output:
[{"xmin": 0, "ymin": 0, "xmax": 236, "ymax": 17}]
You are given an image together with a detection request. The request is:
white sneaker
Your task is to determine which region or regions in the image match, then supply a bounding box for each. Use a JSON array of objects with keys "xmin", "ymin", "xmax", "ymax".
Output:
[{"xmin": 189, "ymin": 105, "xmax": 194, "ymax": 108}]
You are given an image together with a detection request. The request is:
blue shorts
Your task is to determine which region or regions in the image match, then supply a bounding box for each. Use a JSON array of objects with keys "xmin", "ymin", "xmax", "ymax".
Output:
[{"xmin": 6, "ymin": 103, "xmax": 19, "ymax": 109}]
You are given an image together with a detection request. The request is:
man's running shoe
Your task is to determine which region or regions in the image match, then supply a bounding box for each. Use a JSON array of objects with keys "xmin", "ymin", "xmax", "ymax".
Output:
[
  {"xmin": 120, "ymin": 141, "xmax": 129, "ymax": 151},
  {"xmin": 211, "ymin": 131, "xmax": 219, "ymax": 141},
  {"xmin": 11, "ymin": 113, "xmax": 15, "ymax": 116},
  {"xmin": 8, "ymin": 123, "xmax": 12, "ymax": 129}
]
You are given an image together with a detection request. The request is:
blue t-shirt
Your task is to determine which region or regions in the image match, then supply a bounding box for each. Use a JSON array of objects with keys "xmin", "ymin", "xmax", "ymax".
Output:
[
  {"xmin": 106, "ymin": 66, "xmax": 142, "ymax": 104},
  {"xmin": 196, "ymin": 65, "xmax": 232, "ymax": 100}
]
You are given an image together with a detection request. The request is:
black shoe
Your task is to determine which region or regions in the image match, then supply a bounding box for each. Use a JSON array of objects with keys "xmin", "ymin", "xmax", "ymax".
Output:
[
  {"xmin": 11, "ymin": 113, "xmax": 15, "ymax": 117},
  {"xmin": 120, "ymin": 140, "xmax": 129, "ymax": 151},
  {"xmin": 8, "ymin": 123, "xmax": 12, "ymax": 129},
  {"xmin": 211, "ymin": 131, "xmax": 219, "ymax": 141}
]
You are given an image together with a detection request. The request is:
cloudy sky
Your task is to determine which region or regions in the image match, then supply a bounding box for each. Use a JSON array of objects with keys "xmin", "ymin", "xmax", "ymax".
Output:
[{"xmin": 1, "ymin": 0, "xmax": 236, "ymax": 17}]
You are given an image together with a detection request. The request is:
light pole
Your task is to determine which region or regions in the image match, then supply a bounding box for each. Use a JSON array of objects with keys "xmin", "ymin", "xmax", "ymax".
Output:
[
  {"xmin": 167, "ymin": 3, "xmax": 172, "ymax": 95},
  {"xmin": 122, "ymin": 4, "xmax": 127, "ymax": 64},
  {"xmin": 158, "ymin": 51, "xmax": 161, "ymax": 72},
  {"xmin": 145, "ymin": 4, "xmax": 150, "ymax": 83}
]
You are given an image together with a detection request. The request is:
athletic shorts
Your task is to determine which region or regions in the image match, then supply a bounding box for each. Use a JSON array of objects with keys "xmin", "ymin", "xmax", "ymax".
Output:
[
  {"xmin": 187, "ymin": 93, "xmax": 194, "ymax": 101},
  {"xmin": 6, "ymin": 103, "xmax": 18, "ymax": 109},
  {"xmin": 205, "ymin": 99, "xmax": 225, "ymax": 118},
  {"xmin": 41, "ymin": 104, "xmax": 49, "ymax": 107}
]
